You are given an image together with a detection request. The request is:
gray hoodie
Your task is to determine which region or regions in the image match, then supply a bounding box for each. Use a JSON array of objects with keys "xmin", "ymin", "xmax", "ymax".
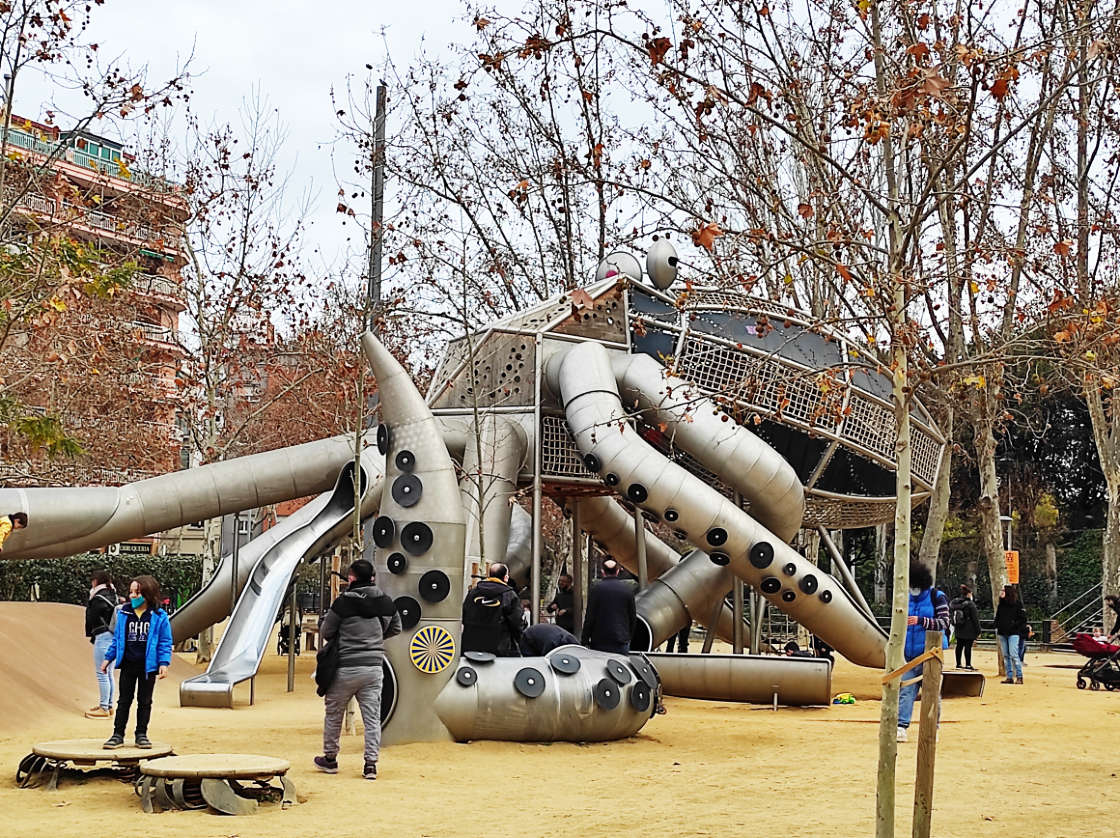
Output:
[{"xmin": 320, "ymin": 583, "xmax": 402, "ymax": 668}]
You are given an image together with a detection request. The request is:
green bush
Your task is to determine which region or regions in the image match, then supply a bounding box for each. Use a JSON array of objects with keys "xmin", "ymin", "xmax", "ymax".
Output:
[{"xmin": 0, "ymin": 554, "xmax": 204, "ymax": 610}]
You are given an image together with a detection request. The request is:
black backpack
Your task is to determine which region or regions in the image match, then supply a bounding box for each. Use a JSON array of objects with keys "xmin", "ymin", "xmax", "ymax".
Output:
[
  {"xmin": 951, "ymin": 604, "xmax": 966, "ymax": 627},
  {"xmin": 314, "ymin": 637, "xmax": 341, "ymax": 697}
]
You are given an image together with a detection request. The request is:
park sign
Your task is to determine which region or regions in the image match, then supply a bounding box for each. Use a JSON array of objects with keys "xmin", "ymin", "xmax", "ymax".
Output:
[{"xmin": 1004, "ymin": 550, "xmax": 1020, "ymax": 584}]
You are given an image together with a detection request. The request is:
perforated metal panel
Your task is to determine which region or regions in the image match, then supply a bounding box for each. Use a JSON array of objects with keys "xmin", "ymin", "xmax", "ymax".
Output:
[
  {"xmin": 430, "ymin": 331, "xmax": 536, "ymax": 410},
  {"xmin": 552, "ymin": 285, "xmax": 628, "ymax": 343}
]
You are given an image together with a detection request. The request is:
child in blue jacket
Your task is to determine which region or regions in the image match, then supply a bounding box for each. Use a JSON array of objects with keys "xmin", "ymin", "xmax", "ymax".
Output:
[{"xmin": 100, "ymin": 575, "xmax": 172, "ymax": 749}]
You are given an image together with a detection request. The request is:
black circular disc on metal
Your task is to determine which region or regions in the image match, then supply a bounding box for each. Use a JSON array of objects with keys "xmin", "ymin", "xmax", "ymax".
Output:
[
  {"xmin": 782, "ymin": 562, "xmax": 798, "ymax": 576},
  {"xmin": 401, "ymin": 521, "xmax": 434, "ymax": 556},
  {"xmin": 630, "ymin": 681, "xmax": 652, "ymax": 712},
  {"xmin": 464, "ymin": 651, "xmax": 496, "ymax": 664},
  {"xmin": 394, "ymin": 596, "xmax": 421, "ymax": 629},
  {"xmin": 760, "ymin": 576, "xmax": 782, "ymax": 595},
  {"xmin": 394, "ymin": 449, "xmax": 416, "ymax": 473},
  {"xmin": 594, "ymin": 678, "xmax": 621, "ymax": 710},
  {"xmin": 372, "ymin": 516, "xmax": 395, "ymax": 548},
  {"xmin": 709, "ymin": 551, "xmax": 730, "ymax": 566},
  {"xmin": 706, "ymin": 527, "xmax": 728, "ymax": 547},
  {"xmin": 387, "ymin": 552, "xmax": 408, "ymax": 575},
  {"xmin": 381, "ymin": 659, "xmax": 398, "ymax": 725},
  {"xmin": 392, "ymin": 474, "xmax": 423, "ymax": 508},
  {"xmin": 819, "ymin": 589, "xmax": 833, "ymax": 604},
  {"xmin": 606, "ymin": 659, "xmax": 633, "ymax": 685},
  {"xmin": 418, "ymin": 569, "xmax": 450, "ymax": 603},
  {"xmin": 514, "ymin": 667, "xmax": 546, "ymax": 698},
  {"xmin": 377, "ymin": 423, "xmax": 391, "ymax": 455},
  {"xmin": 605, "ymin": 472, "xmax": 620, "ymax": 486},
  {"xmin": 799, "ymin": 574, "xmax": 819, "ymax": 595},
  {"xmin": 456, "ymin": 666, "xmax": 477, "ymax": 687},
  {"xmin": 627, "ymin": 483, "xmax": 648, "ymax": 503},
  {"xmin": 583, "ymin": 453, "xmax": 602, "ymax": 473},
  {"xmin": 749, "ymin": 542, "xmax": 774, "ymax": 569},
  {"xmin": 549, "ymin": 651, "xmax": 581, "ymax": 675},
  {"xmin": 629, "ymin": 654, "xmax": 659, "ymax": 689},
  {"xmin": 781, "ymin": 589, "xmax": 797, "ymax": 603},
  {"xmin": 664, "ymin": 508, "xmax": 679, "ymax": 522}
]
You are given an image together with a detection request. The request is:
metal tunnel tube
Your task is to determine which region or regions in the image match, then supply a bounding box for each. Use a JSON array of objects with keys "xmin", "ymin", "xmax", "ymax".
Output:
[
  {"xmin": 546, "ymin": 341, "xmax": 886, "ymax": 669},
  {"xmin": 646, "ymin": 653, "xmax": 832, "ymax": 706},
  {"xmin": 434, "ymin": 646, "xmax": 657, "ymax": 742}
]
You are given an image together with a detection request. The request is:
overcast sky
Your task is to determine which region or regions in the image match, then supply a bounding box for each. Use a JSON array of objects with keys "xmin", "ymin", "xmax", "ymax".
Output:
[{"xmin": 17, "ymin": 0, "xmax": 507, "ymax": 275}]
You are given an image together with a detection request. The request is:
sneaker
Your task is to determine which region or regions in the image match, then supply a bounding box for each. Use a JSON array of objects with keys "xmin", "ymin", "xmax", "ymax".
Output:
[
  {"xmin": 84, "ymin": 707, "xmax": 111, "ymax": 719},
  {"xmin": 1001, "ymin": 678, "xmax": 1014, "ymax": 684},
  {"xmin": 314, "ymin": 755, "xmax": 338, "ymax": 774},
  {"xmin": 103, "ymin": 734, "xmax": 124, "ymax": 750},
  {"xmin": 363, "ymin": 761, "xmax": 377, "ymax": 780},
  {"xmin": 896, "ymin": 726, "xmax": 908, "ymax": 743},
  {"xmin": 135, "ymin": 733, "xmax": 152, "ymax": 749},
  {"xmin": 88, "ymin": 704, "xmax": 103, "ymax": 713}
]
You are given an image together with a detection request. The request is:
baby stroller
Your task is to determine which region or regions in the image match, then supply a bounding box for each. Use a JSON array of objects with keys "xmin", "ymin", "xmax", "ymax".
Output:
[
  {"xmin": 1072, "ymin": 633, "xmax": 1120, "ymax": 690},
  {"xmin": 276, "ymin": 603, "xmax": 302, "ymax": 657}
]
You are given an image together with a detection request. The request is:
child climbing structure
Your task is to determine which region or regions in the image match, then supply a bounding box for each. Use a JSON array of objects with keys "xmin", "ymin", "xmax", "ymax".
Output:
[{"xmin": 0, "ymin": 241, "xmax": 945, "ymax": 744}]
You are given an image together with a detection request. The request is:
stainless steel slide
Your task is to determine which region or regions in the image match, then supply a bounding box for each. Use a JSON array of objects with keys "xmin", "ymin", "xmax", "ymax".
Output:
[
  {"xmin": 546, "ymin": 341, "xmax": 886, "ymax": 668},
  {"xmin": 179, "ymin": 462, "xmax": 376, "ymax": 707}
]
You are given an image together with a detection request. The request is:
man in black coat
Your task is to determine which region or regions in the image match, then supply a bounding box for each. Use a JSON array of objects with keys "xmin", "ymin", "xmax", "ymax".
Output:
[
  {"xmin": 519, "ymin": 622, "xmax": 579, "ymax": 656},
  {"xmin": 582, "ymin": 559, "xmax": 637, "ymax": 654},
  {"xmin": 461, "ymin": 562, "xmax": 523, "ymax": 656},
  {"xmin": 547, "ymin": 573, "xmax": 576, "ymax": 634}
]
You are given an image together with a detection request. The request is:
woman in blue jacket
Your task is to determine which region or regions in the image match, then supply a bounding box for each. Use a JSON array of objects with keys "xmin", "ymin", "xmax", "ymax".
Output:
[{"xmin": 99, "ymin": 575, "xmax": 172, "ymax": 749}]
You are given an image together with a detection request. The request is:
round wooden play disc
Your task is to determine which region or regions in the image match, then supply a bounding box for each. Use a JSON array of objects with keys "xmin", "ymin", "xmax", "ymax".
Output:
[
  {"xmin": 141, "ymin": 753, "xmax": 289, "ymax": 779},
  {"xmin": 33, "ymin": 739, "xmax": 172, "ymax": 762}
]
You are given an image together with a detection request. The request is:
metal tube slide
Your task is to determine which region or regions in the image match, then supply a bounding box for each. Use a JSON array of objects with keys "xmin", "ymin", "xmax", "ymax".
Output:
[
  {"xmin": 180, "ymin": 461, "xmax": 376, "ymax": 707},
  {"xmin": 362, "ymin": 332, "xmax": 466, "ymax": 745},
  {"xmin": 612, "ymin": 353, "xmax": 804, "ymax": 543},
  {"xmin": 434, "ymin": 646, "xmax": 656, "ymax": 742},
  {"xmin": 0, "ymin": 433, "xmax": 367, "ymax": 561},
  {"xmin": 646, "ymin": 653, "xmax": 832, "ymax": 706},
  {"xmin": 573, "ymin": 496, "xmax": 737, "ymax": 646},
  {"xmin": 169, "ymin": 461, "xmax": 384, "ymax": 644},
  {"xmin": 458, "ymin": 415, "xmax": 528, "ymax": 590},
  {"xmin": 546, "ymin": 341, "xmax": 885, "ymax": 668}
]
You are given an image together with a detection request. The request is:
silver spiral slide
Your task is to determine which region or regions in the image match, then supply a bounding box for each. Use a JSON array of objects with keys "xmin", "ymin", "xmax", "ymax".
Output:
[
  {"xmin": 546, "ymin": 341, "xmax": 886, "ymax": 669},
  {"xmin": 179, "ymin": 462, "xmax": 378, "ymax": 707}
]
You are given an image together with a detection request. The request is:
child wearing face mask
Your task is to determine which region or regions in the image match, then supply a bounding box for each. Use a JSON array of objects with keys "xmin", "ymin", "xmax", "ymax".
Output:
[{"xmin": 100, "ymin": 574, "xmax": 173, "ymax": 750}]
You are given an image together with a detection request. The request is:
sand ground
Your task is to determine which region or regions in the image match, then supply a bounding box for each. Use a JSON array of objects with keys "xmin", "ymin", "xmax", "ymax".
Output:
[{"xmin": 1, "ymin": 602, "xmax": 1118, "ymax": 837}]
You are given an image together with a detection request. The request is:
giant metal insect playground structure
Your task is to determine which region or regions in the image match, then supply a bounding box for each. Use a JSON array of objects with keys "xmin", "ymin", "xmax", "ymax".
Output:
[{"xmin": 1, "ymin": 242, "xmax": 948, "ymax": 744}]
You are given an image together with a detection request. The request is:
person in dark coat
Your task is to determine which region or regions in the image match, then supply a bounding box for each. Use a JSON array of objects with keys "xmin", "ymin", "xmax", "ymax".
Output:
[
  {"xmin": 664, "ymin": 623, "xmax": 691, "ymax": 653},
  {"xmin": 519, "ymin": 622, "xmax": 579, "ymax": 656},
  {"xmin": 85, "ymin": 569, "xmax": 118, "ymax": 718},
  {"xmin": 547, "ymin": 573, "xmax": 575, "ymax": 633},
  {"xmin": 581, "ymin": 559, "xmax": 637, "ymax": 654},
  {"xmin": 949, "ymin": 584, "xmax": 981, "ymax": 669},
  {"xmin": 995, "ymin": 585, "xmax": 1028, "ymax": 684},
  {"xmin": 461, "ymin": 562, "xmax": 523, "ymax": 656},
  {"xmin": 1105, "ymin": 594, "xmax": 1120, "ymax": 642}
]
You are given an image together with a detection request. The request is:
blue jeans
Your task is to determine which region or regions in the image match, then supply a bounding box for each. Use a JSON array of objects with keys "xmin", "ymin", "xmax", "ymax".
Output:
[
  {"xmin": 897, "ymin": 663, "xmax": 923, "ymax": 729},
  {"xmin": 93, "ymin": 631, "xmax": 114, "ymax": 709},
  {"xmin": 999, "ymin": 634, "xmax": 1022, "ymax": 678}
]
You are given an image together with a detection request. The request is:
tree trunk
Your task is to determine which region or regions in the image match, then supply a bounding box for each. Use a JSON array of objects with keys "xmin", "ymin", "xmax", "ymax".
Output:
[
  {"xmin": 1044, "ymin": 542, "xmax": 1058, "ymax": 607},
  {"xmin": 917, "ymin": 407, "xmax": 953, "ymax": 581},
  {"xmin": 875, "ymin": 523, "xmax": 890, "ymax": 606},
  {"xmin": 972, "ymin": 402, "xmax": 1009, "ymax": 608},
  {"xmin": 1085, "ymin": 384, "xmax": 1120, "ymax": 617}
]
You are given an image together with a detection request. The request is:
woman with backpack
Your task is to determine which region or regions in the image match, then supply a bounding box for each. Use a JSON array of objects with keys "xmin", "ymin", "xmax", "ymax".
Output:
[
  {"xmin": 99, "ymin": 575, "xmax": 173, "ymax": 749},
  {"xmin": 84, "ymin": 570, "xmax": 119, "ymax": 718},
  {"xmin": 949, "ymin": 584, "xmax": 981, "ymax": 670},
  {"xmin": 995, "ymin": 585, "xmax": 1028, "ymax": 684}
]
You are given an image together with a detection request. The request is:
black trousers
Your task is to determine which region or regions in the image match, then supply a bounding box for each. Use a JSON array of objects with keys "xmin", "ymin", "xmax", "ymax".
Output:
[
  {"xmin": 955, "ymin": 638, "xmax": 974, "ymax": 668},
  {"xmin": 113, "ymin": 661, "xmax": 156, "ymax": 736}
]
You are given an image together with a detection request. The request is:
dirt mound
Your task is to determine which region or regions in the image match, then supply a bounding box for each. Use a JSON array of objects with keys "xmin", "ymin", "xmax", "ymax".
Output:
[{"xmin": 0, "ymin": 602, "xmax": 196, "ymax": 732}]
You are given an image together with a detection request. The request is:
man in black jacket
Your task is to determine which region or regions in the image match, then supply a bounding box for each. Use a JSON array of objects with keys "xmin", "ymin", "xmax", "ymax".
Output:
[
  {"xmin": 461, "ymin": 562, "xmax": 523, "ymax": 656},
  {"xmin": 519, "ymin": 622, "xmax": 579, "ymax": 656},
  {"xmin": 582, "ymin": 559, "xmax": 637, "ymax": 654},
  {"xmin": 315, "ymin": 560, "xmax": 401, "ymax": 780},
  {"xmin": 547, "ymin": 573, "xmax": 575, "ymax": 633}
]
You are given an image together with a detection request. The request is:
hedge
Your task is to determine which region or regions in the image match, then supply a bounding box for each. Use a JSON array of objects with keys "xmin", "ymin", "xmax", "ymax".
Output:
[{"xmin": 0, "ymin": 554, "xmax": 204, "ymax": 610}]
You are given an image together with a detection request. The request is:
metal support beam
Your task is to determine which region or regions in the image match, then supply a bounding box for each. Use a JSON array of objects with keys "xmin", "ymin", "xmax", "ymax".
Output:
[
  {"xmin": 286, "ymin": 580, "xmax": 297, "ymax": 693},
  {"xmin": 571, "ymin": 505, "xmax": 584, "ymax": 640},
  {"xmin": 816, "ymin": 525, "xmax": 876, "ymax": 622},
  {"xmin": 701, "ymin": 594, "xmax": 724, "ymax": 654},
  {"xmin": 749, "ymin": 589, "xmax": 765, "ymax": 654},
  {"xmin": 732, "ymin": 579, "xmax": 745, "ymax": 654},
  {"xmin": 633, "ymin": 508, "xmax": 648, "ymax": 590}
]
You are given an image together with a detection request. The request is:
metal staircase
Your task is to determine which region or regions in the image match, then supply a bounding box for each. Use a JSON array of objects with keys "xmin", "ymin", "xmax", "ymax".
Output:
[{"xmin": 1049, "ymin": 582, "xmax": 1104, "ymax": 645}]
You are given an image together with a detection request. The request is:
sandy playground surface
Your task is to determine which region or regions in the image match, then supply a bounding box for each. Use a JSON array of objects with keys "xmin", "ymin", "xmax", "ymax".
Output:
[{"xmin": 0, "ymin": 602, "xmax": 1117, "ymax": 837}]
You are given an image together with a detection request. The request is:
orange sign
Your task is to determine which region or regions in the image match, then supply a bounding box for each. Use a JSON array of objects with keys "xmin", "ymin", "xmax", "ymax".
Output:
[{"xmin": 1004, "ymin": 550, "xmax": 1020, "ymax": 584}]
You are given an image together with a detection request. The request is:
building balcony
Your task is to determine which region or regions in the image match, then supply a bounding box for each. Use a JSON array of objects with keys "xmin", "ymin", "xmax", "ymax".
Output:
[
  {"xmin": 127, "ymin": 320, "xmax": 184, "ymax": 354},
  {"xmin": 122, "ymin": 371, "xmax": 182, "ymax": 398},
  {"xmin": 3, "ymin": 126, "xmax": 179, "ymax": 194},
  {"xmin": 132, "ymin": 273, "xmax": 187, "ymax": 311}
]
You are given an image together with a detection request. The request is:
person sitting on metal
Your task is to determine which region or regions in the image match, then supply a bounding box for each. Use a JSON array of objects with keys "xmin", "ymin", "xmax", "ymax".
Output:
[{"xmin": 461, "ymin": 562, "xmax": 523, "ymax": 657}]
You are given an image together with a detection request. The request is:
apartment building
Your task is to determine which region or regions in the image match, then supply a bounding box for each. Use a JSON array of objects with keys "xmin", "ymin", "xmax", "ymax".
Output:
[{"xmin": 2, "ymin": 111, "xmax": 190, "ymax": 514}]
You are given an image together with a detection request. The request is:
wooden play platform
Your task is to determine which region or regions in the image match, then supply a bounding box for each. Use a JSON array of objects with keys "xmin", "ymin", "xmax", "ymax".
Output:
[
  {"xmin": 17, "ymin": 739, "xmax": 173, "ymax": 790},
  {"xmin": 137, "ymin": 753, "xmax": 296, "ymax": 814}
]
